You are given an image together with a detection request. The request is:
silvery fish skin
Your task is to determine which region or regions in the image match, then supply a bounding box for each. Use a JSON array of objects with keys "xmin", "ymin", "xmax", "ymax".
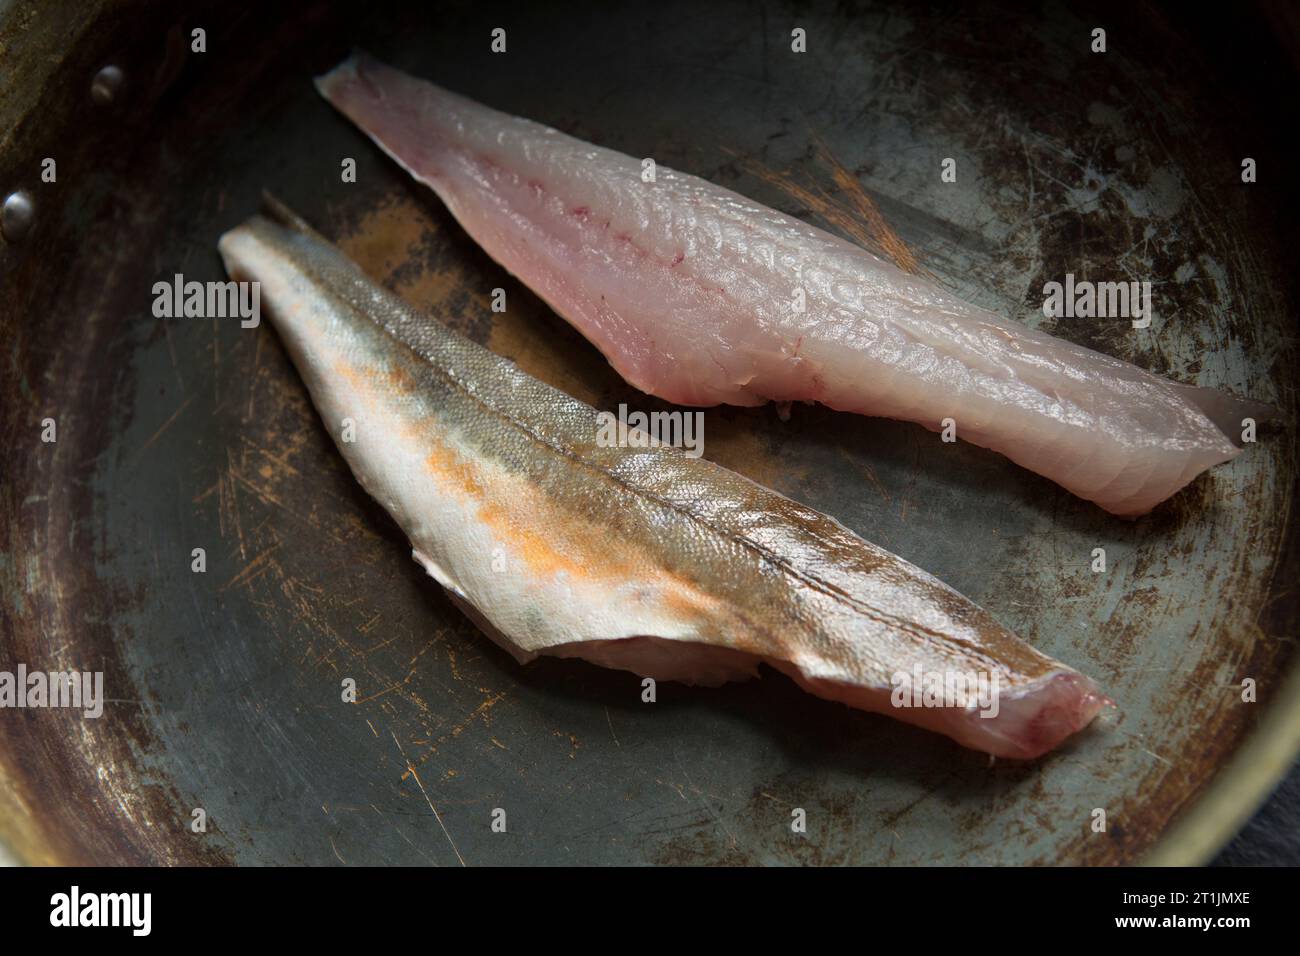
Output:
[
  {"xmin": 316, "ymin": 52, "xmax": 1267, "ymax": 518},
  {"xmin": 217, "ymin": 200, "xmax": 1108, "ymax": 759}
]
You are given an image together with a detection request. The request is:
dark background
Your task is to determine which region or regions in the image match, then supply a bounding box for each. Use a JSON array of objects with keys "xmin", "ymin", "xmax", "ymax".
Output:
[{"xmin": 1215, "ymin": 759, "xmax": 1300, "ymax": 865}]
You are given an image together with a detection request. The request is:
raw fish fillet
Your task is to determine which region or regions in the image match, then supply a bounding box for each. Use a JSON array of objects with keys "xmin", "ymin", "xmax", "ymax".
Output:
[
  {"xmin": 218, "ymin": 198, "xmax": 1108, "ymax": 758},
  {"xmin": 317, "ymin": 52, "xmax": 1267, "ymax": 517}
]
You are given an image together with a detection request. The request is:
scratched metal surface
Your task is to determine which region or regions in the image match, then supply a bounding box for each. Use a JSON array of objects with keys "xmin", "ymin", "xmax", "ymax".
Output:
[{"xmin": 1, "ymin": 0, "xmax": 1297, "ymax": 865}]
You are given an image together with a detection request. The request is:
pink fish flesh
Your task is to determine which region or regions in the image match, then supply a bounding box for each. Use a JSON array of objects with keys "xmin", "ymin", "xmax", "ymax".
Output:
[{"xmin": 316, "ymin": 53, "xmax": 1267, "ymax": 517}]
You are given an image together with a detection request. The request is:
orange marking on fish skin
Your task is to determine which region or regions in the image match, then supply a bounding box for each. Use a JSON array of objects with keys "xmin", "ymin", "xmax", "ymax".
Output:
[
  {"xmin": 328, "ymin": 354, "xmax": 423, "ymax": 413},
  {"xmin": 321, "ymin": 348, "xmax": 747, "ymax": 640},
  {"xmin": 418, "ymin": 439, "xmax": 733, "ymax": 632},
  {"xmin": 384, "ymin": 364, "xmax": 420, "ymax": 394},
  {"xmin": 331, "ymin": 357, "xmax": 369, "ymax": 390},
  {"xmin": 323, "ymin": 355, "xmax": 809, "ymax": 661},
  {"xmin": 421, "ymin": 445, "xmax": 593, "ymax": 582}
]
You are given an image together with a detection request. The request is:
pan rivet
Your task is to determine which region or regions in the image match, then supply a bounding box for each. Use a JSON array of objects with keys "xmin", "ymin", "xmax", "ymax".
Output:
[
  {"xmin": 91, "ymin": 65, "xmax": 124, "ymax": 104},
  {"xmin": 2, "ymin": 191, "xmax": 34, "ymax": 242}
]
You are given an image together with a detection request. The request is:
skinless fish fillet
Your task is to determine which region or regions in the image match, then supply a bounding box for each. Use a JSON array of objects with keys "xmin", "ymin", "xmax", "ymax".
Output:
[
  {"xmin": 218, "ymin": 198, "xmax": 1108, "ymax": 759},
  {"xmin": 316, "ymin": 52, "xmax": 1269, "ymax": 517}
]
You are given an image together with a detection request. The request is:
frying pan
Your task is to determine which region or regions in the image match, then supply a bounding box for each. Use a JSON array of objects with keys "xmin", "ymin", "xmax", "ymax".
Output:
[{"xmin": 1, "ymin": 0, "xmax": 1297, "ymax": 866}]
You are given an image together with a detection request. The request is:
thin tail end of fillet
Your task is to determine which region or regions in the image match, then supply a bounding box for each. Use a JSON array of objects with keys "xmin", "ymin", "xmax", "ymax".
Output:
[
  {"xmin": 253, "ymin": 192, "xmax": 306, "ymax": 236},
  {"xmin": 217, "ymin": 195, "xmax": 328, "ymax": 289},
  {"xmin": 779, "ymin": 664, "xmax": 1113, "ymax": 760},
  {"xmin": 314, "ymin": 49, "xmax": 384, "ymax": 107},
  {"xmin": 1102, "ymin": 385, "xmax": 1278, "ymax": 519},
  {"xmin": 314, "ymin": 48, "xmax": 360, "ymax": 91},
  {"xmin": 1172, "ymin": 382, "xmax": 1281, "ymax": 450}
]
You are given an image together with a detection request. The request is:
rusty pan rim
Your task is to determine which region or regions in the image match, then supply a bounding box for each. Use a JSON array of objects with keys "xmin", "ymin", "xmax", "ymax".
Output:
[{"xmin": 1142, "ymin": 660, "xmax": 1300, "ymax": 865}]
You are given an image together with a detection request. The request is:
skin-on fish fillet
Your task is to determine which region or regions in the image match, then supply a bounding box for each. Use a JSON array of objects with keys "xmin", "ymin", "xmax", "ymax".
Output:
[
  {"xmin": 316, "ymin": 52, "xmax": 1268, "ymax": 518},
  {"xmin": 218, "ymin": 198, "xmax": 1108, "ymax": 758}
]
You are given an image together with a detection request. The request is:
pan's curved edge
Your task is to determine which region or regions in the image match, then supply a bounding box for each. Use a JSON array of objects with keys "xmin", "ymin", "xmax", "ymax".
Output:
[
  {"xmin": 1145, "ymin": 457, "xmax": 1300, "ymax": 865},
  {"xmin": 1143, "ymin": 660, "xmax": 1300, "ymax": 865}
]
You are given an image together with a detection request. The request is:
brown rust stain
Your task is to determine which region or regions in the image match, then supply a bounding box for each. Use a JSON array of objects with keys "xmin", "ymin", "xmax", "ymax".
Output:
[
  {"xmin": 336, "ymin": 194, "xmax": 431, "ymax": 284},
  {"xmin": 335, "ymin": 189, "xmax": 615, "ymax": 403},
  {"xmin": 731, "ymin": 138, "xmax": 929, "ymax": 277},
  {"xmin": 400, "ymin": 691, "xmax": 508, "ymax": 776}
]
